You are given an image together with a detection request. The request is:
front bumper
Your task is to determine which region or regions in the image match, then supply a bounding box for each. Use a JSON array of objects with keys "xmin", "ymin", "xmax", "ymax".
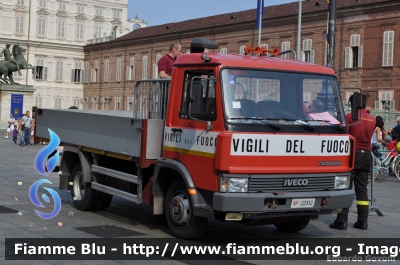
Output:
[{"xmin": 213, "ymin": 190, "xmax": 354, "ymax": 217}]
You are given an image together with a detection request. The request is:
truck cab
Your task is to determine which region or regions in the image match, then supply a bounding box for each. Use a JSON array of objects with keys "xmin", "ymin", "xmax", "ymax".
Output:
[
  {"xmin": 36, "ymin": 38, "xmax": 355, "ymax": 239},
  {"xmin": 156, "ymin": 39, "xmax": 354, "ymax": 237}
]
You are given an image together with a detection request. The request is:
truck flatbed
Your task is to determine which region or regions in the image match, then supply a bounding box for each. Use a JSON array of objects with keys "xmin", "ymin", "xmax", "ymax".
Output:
[{"xmin": 36, "ymin": 109, "xmax": 163, "ymax": 159}]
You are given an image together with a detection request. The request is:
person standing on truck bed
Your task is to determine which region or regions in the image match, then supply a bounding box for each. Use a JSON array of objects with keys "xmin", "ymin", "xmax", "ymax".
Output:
[
  {"xmin": 158, "ymin": 43, "xmax": 182, "ymax": 79},
  {"xmin": 330, "ymin": 94, "xmax": 375, "ymax": 231}
]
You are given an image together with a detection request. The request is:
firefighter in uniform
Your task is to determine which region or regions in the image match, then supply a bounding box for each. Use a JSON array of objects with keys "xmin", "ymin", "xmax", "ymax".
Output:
[
  {"xmin": 330, "ymin": 94, "xmax": 375, "ymax": 230},
  {"xmin": 0, "ymin": 42, "xmax": 22, "ymax": 75}
]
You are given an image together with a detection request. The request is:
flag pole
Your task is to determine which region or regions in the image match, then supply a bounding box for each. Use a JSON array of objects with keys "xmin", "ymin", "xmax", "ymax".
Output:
[
  {"xmin": 297, "ymin": 0, "xmax": 302, "ymax": 61},
  {"xmin": 258, "ymin": 0, "xmax": 262, "ymax": 46}
]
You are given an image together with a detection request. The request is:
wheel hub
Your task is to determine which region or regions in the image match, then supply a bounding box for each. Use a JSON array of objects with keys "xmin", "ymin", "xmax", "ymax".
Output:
[
  {"xmin": 73, "ymin": 171, "xmax": 85, "ymax": 201},
  {"xmin": 170, "ymin": 193, "xmax": 190, "ymax": 226}
]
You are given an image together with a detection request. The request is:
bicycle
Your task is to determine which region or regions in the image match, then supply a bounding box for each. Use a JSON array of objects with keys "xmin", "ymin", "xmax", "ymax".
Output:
[{"xmin": 372, "ymin": 147, "xmax": 400, "ymax": 181}]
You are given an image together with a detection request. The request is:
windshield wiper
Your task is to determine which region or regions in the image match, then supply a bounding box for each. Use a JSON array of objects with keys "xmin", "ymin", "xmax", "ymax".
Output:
[{"xmin": 227, "ymin": 117, "xmax": 281, "ymax": 130}]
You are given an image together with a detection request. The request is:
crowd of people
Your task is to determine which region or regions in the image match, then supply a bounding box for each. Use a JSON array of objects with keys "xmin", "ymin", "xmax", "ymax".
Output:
[{"xmin": 4, "ymin": 111, "xmax": 35, "ymax": 146}]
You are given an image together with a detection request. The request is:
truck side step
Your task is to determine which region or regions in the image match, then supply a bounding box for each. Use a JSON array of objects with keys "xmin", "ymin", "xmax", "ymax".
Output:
[
  {"xmin": 91, "ymin": 182, "xmax": 140, "ymax": 204},
  {"xmin": 91, "ymin": 165, "xmax": 139, "ymax": 184}
]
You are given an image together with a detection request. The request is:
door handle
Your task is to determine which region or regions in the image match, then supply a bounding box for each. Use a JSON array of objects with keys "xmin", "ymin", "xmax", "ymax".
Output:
[{"xmin": 171, "ymin": 128, "xmax": 182, "ymax": 133}]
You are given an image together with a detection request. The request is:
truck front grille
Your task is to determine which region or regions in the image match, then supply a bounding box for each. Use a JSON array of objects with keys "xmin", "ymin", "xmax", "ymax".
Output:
[{"xmin": 248, "ymin": 175, "xmax": 335, "ymax": 193}]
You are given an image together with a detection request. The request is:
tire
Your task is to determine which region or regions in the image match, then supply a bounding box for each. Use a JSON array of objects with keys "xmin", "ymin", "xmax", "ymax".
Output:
[
  {"xmin": 373, "ymin": 156, "xmax": 381, "ymax": 180},
  {"xmin": 165, "ymin": 181, "xmax": 207, "ymax": 238},
  {"xmin": 394, "ymin": 159, "xmax": 400, "ymax": 181},
  {"xmin": 274, "ymin": 216, "xmax": 311, "ymax": 232},
  {"xmin": 70, "ymin": 163, "xmax": 97, "ymax": 211},
  {"xmin": 96, "ymin": 190, "xmax": 113, "ymax": 211}
]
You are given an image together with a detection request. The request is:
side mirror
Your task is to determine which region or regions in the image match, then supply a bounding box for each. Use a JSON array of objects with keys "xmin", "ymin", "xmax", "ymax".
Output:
[{"xmin": 351, "ymin": 92, "xmax": 361, "ymax": 121}]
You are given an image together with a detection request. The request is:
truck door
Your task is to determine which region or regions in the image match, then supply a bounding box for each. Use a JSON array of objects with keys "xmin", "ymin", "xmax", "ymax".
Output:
[{"xmin": 164, "ymin": 69, "xmax": 221, "ymax": 191}]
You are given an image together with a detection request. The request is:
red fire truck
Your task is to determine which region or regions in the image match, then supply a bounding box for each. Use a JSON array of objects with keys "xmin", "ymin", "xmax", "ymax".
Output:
[{"xmin": 36, "ymin": 38, "xmax": 356, "ymax": 238}]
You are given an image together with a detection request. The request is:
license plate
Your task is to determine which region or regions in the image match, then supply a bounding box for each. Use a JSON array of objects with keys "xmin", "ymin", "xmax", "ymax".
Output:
[{"xmin": 291, "ymin": 198, "xmax": 315, "ymax": 208}]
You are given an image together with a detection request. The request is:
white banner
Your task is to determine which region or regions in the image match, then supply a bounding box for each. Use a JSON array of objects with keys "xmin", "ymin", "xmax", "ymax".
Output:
[
  {"xmin": 164, "ymin": 127, "xmax": 219, "ymax": 155},
  {"xmin": 230, "ymin": 134, "xmax": 351, "ymax": 156}
]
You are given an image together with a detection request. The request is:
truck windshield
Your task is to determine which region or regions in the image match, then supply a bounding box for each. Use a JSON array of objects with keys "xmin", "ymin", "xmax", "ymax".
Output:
[{"xmin": 221, "ymin": 69, "xmax": 344, "ymax": 126}]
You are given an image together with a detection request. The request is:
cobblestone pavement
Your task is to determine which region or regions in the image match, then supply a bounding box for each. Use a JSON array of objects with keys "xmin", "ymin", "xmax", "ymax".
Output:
[{"xmin": 0, "ymin": 135, "xmax": 399, "ymax": 265}]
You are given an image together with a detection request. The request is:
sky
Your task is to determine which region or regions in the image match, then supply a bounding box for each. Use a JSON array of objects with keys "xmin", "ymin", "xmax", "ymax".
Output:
[{"xmin": 128, "ymin": 0, "xmax": 298, "ymax": 27}]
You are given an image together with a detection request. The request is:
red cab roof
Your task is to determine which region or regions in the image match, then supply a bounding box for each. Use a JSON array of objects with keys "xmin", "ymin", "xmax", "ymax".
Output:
[{"xmin": 175, "ymin": 53, "xmax": 336, "ymax": 76}]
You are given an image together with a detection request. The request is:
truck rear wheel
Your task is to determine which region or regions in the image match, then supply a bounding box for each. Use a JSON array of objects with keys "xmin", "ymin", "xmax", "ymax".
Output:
[
  {"xmin": 96, "ymin": 190, "xmax": 113, "ymax": 211},
  {"xmin": 274, "ymin": 216, "xmax": 311, "ymax": 232},
  {"xmin": 71, "ymin": 163, "xmax": 97, "ymax": 211},
  {"xmin": 165, "ymin": 181, "xmax": 207, "ymax": 238}
]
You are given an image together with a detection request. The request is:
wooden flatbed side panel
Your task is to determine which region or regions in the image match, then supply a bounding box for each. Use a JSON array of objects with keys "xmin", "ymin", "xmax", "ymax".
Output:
[{"xmin": 36, "ymin": 109, "xmax": 142, "ymax": 158}]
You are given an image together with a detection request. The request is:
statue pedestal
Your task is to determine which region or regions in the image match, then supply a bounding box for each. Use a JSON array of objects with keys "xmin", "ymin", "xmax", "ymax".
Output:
[{"xmin": 0, "ymin": 84, "xmax": 35, "ymax": 124}]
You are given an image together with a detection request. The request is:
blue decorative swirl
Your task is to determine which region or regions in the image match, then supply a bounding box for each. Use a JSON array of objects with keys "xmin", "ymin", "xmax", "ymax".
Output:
[
  {"xmin": 29, "ymin": 179, "xmax": 62, "ymax": 220},
  {"xmin": 34, "ymin": 129, "xmax": 61, "ymax": 176}
]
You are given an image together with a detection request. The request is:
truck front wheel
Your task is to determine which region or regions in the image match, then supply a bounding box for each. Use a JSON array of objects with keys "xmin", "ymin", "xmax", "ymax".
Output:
[
  {"xmin": 165, "ymin": 181, "xmax": 207, "ymax": 238},
  {"xmin": 274, "ymin": 216, "xmax": 311, "ymax": 232},
  {"xmin": 71, "ymin": 163, "xmax": 97, "ymax": 211}
]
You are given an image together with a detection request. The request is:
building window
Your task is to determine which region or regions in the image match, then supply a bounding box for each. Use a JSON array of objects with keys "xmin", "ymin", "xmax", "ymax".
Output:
[
  {"xmin": 16, "ymin": 16, "xmax": 24, "ymax": 34},
  {"xmin": 58, "ymin": 2, "xmax": 66, "ymax": 11},
  {"xmin": 13, "ymin": 72, "xmax": 23, "ymax": 78},
  {"xmin": 73, "ymin": 98, "xmax": 80, "ymax": 108},
  {"xmin": 34, "ymin": 58, "xmax": 47, "ymax": 80},
  {"xmin": 37, "ymin": 17, "xmax": 46, "ymax": 37},
  {"xmin": 77, "ymin": 5, "xmax": 85, "ymax": 13},
  {"xmin": 127, "ymin": 57, "xmax": 135, "ymax": 81},
  {"xmin": 116, "ymin": 58, "xmax": 121, "ymax": 81},
  {"xmin": 345, "ymin": 34, "xmax": 363, "ymax": 68},
  {"xmin": 303, "ymin": 93, "xmax": 311, "ymax": 106},
  {"xmin": 91, "ymin": 69, "xmax": 95, "ymax": 82},
  {"xmin": 115, "ymin": 97, "xmax": 121, "ymax": 110},
  {"xmin": 35, "ymin": 96, "xmax": 43, "ymax": 108},
  {"xmin": 142, "ymin": 56, "xmax": 148, "ymax": 79},
  {"xmin": 220, "ymin": 48, "xmax": 227, "ymax": 54},
  {"xmin": 94, "ymin": 25, "xmax": 101, "ymax": 38},
  {"xmin": 113, "ymin": 10, "xmax": 121, "ymax": 18},
  {"xmin": 82, "ymin": 62, "xmax": 88, "ymax": 83},
  {"xmin": 71, "ymin": 62, "xmax": 82, "ymax": 83},
  {"xmin": 260, "ymin": 44, "xmax": 270, "ymax": 55},
  {"xmin": 301, "ymin": 39, "xmax": 315, "ymax": 63},
  {"xmin": 383, "ymin": 31, "xmax": 394, "ymax": 67},
  {"xmin": 54, "ymin": 97, "xmax": 62, "ymax": 109},
  {"xmin": 127, "ymin": 97, "xmax": 133, "ymax": 111},
  {"xmin": 92, "ymin": 98, "xmax": 97, "ymax": 110},
  {"xmin": 104, "ymin": 60, "xmax": 109, "ymax": 82},
  {"xmin": 55, "ymin": 60, "xmax": 63, "ymax": 81},
  {"xmin": 375, "ymin": 91, "xmax": 394, "ymax": 110},
  {"xmin": 76, "ymin": 22, "xmax": 84, "ymax": 41},
  {"xmin": 281, "ymin": 41, "xmax": 290, "ymax": 59},
  {"xmin": 153, "ymin": 54, "xmax": 162, "ymax": 79},
  {"xmin": 239, "ymin": 46, "xmax": 246, "ymax": 55},
  {"xmin": 91, "ymin": 61, "xmax": 98, "ymax": 82},
  {"xmin": 95, "ymin": 8, "xmax": 103, "ymax": 16},
  {"xmin": 17, "ymin": 0, "xmax": 25, "ymax": 5},
  {"xmin": 39, "ymin": 0, "xmax": 46, "ymax": 8},
  {"xmin": 102, "ymin": 98, "xmax": 108, "ymax": 110},
  {"xmin": 57, "ymin": 20, "xmax": 66, "ymax": 38}
]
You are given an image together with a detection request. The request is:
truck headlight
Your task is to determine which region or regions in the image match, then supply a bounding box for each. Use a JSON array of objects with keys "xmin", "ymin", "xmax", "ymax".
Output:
[
  {"xmin": 220, "ymin": 177, "xmax": 248, "ymax": 193},
  {"xmin": 335, "ymin": 176, "xmax": 350, "ymax": 190}
]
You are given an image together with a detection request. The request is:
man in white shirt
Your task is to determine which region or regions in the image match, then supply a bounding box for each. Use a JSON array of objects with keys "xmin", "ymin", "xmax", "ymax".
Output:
[
  {"xmin": 20, "ymin": 111, "xmax": 32, "ymax": 146},
  {"xmin": 4, "ymin": 113, "xmax": 15, "ymax": 139}
]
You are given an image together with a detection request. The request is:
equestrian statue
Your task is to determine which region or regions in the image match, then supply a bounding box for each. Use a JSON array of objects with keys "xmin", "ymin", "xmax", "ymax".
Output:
[{"xmin": 0, "ymin": 42, "xmax": 36, "ymax": 84}]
